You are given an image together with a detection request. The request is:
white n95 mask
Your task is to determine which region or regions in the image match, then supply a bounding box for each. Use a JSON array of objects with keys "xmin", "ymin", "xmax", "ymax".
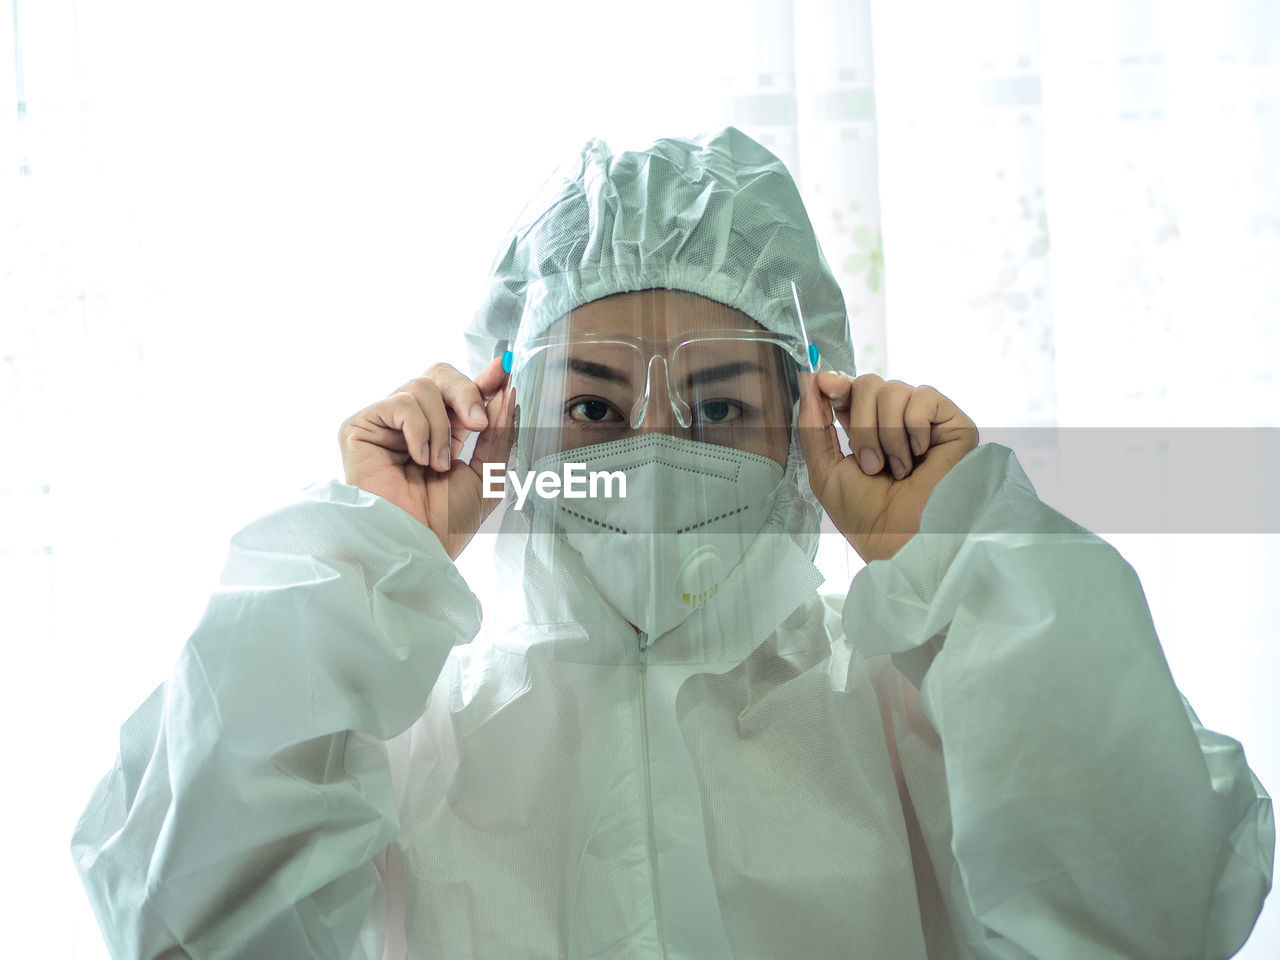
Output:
[{"xmin": 530, "ymin": 432, "xmax": 784, "ymax": 638}]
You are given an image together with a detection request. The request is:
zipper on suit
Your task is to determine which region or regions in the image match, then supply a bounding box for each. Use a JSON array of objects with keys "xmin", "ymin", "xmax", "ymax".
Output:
[{"xmin": 636, "ymin": 630, "xmax": 667, "ymax": 955}]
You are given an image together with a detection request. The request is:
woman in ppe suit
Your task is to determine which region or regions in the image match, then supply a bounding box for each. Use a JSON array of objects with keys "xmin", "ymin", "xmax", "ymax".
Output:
[{"xmin": 73, "ymin": 127, "xmax": 1273, "ymax": 959}]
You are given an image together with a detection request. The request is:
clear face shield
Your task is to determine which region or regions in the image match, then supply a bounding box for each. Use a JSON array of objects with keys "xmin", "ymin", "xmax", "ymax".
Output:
[{"xmin": 487, "ymin": 289, "xmax": 823, "ymax": 651}]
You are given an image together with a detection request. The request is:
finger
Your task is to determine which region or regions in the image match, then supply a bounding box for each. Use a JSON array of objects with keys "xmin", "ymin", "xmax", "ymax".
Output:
[
  {"xmin": 340, "ymin": 412, "xmax": 410, "ymax": 455},
  {"xmin": 394, "ymin": 380, "xmax": 452, "ymax": 471},
  {"xmin": 470, "ymin": 384, "xmax": 514, "ymax": 469},
  {"xmin": 470, "ymin": 385, "xmax": 517, "ymax": 517},
  {"xmin": 339, "ymin": 406, "xmax": 415, "ymax": 489},
  {"xmin": 814, "ymin": 370, "xmax": 855, "ymax": 412},
  {"xmin": 367, "ymin": 392, "xmax": 435, "ymax": 467},
  {"xmin": 846, "ymin": 374, "xmax": 886, "ymax": 475},
  {"xmin": 797, "ymin": 375, "xmax": 846, "ymax": 496},
  {"xmin": 815, "ymin": 371, "xmax": 857, "ymax": 459},
  {"xmin": 426, "ymin": 362, "xmax": 492, "ymax": 430},
  {"xmin": 876, "ymin": 380, "xmax": 917, "ymax": 480},
  {"xmin": 472, "ymin": 354, "xmax": 510, "ymax": 398},
  {"xmin": 902, "ymin": 384, "xmax": 944, "ymax": 457}
]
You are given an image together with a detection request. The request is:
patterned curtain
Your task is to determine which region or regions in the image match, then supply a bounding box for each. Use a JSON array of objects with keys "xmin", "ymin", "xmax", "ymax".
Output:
[{"xmin": 720, "ymin": 4, "xmax": 1279, "ymax": 957}]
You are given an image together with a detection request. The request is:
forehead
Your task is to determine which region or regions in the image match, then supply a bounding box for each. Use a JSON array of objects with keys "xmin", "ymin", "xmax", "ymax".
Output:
[{"xmin": 559, "ymin": 290, "xmax": 762, "ymax": 340}]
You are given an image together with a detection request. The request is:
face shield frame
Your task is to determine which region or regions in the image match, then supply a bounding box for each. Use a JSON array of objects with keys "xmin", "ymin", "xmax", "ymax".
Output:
[
  {"xmin": 510, "ymin": 328, "xmax": 808, "ymax": 431},
  {"xmin": 483, "ymin": 287, "xmax": 832, "ymax": 646},
  {"xmin": 502, "ymin": 280, "xmax": 823, "ymax": 431}
]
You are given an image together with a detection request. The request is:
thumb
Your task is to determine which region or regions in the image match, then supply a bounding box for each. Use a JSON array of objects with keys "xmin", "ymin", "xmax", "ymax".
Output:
[
  {"xmin": 473, "ymin": 355, "xmax": 510, "ymax": 398},
  {"xmin": 797, "ymin": 374, "xmax": 846, "ymax": 498},
  {"xmin": 469, "ymin": 385, "xmax": 516, "ymax": 514}
]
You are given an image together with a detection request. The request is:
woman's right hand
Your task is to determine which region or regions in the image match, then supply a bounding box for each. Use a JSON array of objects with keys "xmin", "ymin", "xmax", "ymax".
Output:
[{"xmin": 338, "ymin": 357, "xmax": 514, "ymax": 559}]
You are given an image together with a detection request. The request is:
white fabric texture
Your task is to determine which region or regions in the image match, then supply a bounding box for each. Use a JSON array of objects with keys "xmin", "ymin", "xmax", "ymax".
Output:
[{"xmin": 72, "ymin": 445, "xmax": 1273, "ymax": 959}]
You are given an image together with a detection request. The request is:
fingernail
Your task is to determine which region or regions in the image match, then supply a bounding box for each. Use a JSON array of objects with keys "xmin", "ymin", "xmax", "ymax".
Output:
[
  {"xmin": 470, "ymin": 403, "xmax": 488, "ymax": 427},
  {"xmin": 436, "ymin": 449, "xmax": 450, "ymax": 470},
  {"xmin": 889, "ymin": 455, "xmax": 906, "ymax": 479},
  {"xmin": 910, "ymin": 435, "xmax": 924, "ymax": 456},
  {"xmin": 858, "ymin": 448, "xmax": 880, "ymax": 474}
]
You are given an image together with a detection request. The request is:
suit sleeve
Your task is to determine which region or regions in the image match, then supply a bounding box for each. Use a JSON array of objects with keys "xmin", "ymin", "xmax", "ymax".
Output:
[
  {"xmin": 843, "ymin": 443, "xmax": 1274, "ymax": 960},
  {"xmin": 71, "ymin": 481, "xmax": 481, "ymax": 960}
]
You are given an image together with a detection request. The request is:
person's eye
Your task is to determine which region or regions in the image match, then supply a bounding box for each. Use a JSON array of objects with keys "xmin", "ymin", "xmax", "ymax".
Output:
[
  {"xmin": 567, "ymin": 397, "xmax": 625, "ymax": 423},
  {"xmin": 694, "ymin": 399, "xmax": 742, "ymax": 424}
]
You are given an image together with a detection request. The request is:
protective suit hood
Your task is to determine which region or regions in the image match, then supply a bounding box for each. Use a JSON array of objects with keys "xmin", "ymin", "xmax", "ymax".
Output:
[{"xmin": 464, "ymin": 127, "xmax": 855, "ymax": 376}]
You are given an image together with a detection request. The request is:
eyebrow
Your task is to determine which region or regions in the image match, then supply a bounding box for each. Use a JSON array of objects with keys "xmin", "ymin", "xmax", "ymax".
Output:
[
  {"xmin": 556, "ymin": 356, "xmax": 769, "ymax": 390},
  {"xmin": 683, "ymin": 361, "xmax": 767, "ymax": 390},
  {"xmin": 561, "ymin": 356, "xmax": 633, "ymax": 386}
]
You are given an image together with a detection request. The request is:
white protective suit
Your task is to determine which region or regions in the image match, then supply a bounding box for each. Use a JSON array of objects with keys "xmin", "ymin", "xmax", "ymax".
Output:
[{"xmin": 73, "ymin": 129, "xmax": 1274, "ymax": 960}]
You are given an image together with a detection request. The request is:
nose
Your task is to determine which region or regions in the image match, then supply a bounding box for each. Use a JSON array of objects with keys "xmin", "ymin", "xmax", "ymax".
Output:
[{"xmin": 632, "ymin": 355, "xmax": 690, "ymax": 432}]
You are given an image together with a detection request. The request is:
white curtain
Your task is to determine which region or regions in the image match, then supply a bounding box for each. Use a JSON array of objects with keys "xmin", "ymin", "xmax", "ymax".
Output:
[{"xmin": 3, "ymin": 1, "xmax": 1275, "ymax": 956}]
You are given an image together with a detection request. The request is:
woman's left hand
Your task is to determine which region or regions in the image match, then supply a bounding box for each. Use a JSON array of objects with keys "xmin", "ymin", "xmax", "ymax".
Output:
[{"xmin": 798, "ymin": 371, "xmax": 979, "ymax": 563}]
